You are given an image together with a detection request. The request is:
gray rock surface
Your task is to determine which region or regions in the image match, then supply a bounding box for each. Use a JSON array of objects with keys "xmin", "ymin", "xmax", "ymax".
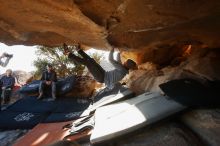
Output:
[
  {"xmin": 0, "ymin": 130, "xmax": 28, "ymax": 146},
  {"xmin": 108, "ymin": 121, "xmax": 204, "ymax": 146},
  {"xmin": 181, "ymin": 109, "xmax": 220, "ymax": 146}
]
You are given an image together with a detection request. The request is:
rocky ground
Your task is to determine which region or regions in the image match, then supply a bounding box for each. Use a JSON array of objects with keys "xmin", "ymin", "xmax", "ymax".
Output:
[{"xmin": 0, "ymin": 129, "xmax": 28, "ymax": 146}]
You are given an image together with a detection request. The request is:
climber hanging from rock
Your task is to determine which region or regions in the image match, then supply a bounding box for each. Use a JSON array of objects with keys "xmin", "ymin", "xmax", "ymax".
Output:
[{"xmin": 63, "ymin": 43, "xmax": 137, "ymax": 90}]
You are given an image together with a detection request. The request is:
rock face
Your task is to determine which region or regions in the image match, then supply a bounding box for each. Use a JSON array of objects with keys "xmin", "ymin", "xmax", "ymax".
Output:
[
  {"xmin": 0, "ymin": 129, "xmax": 28, "ymax": 146},
  {"xmin": 0, "ymin": 0, "xmax": 107, "ymax": 48},
  {"xmin": 122, "ymin": 47, "xmax": 220, "ymax": 94},
  {"xmin": 181, "ymin": 109, "xmax": 220, "ymax": 146},
  {"xmin": 113, "ymin": 122, "xmax": 203, "ymax": 146},
  {"xmin": 0, "ymin": 0, "xmax": 220, "ymax": 52},
  {"xmin": 65, "ymin": 75, "xmax": 96, "ymax": 98},
  {"xmin": 0, "ymin": 1, "xmax": 220, "ymax": 146}
]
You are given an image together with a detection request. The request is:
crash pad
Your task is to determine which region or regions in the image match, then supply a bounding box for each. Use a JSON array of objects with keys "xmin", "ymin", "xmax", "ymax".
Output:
[
  {"xmin": 43, "ymin": 111, "xmax": 83, "ymax": 123},
  {"xmin": 0, "ymin": 111, "xmax": 49, "ymax": 130},
  {"xmin": 6, "ymin": 96, "xmax": 57, "ymax": 113},
  {"xmin": 54, "ymin": 99, "xmax": 89, "ymax": 113},
  {"xmin": 13, "ymin": 121, "xmax": 72, "ymax": 146},
  {"xmin": 159, "ymin": 78, "xmax": 220, "ymax": 107},
  {"xmin": 19, "ymin": 76, "xmax": 76, "ymax": 96},
  {"xmin": 56, "ymin": 76, "xmax": 76, "ymax": 96},
  {"xmin": 90, "ymin": 92, "xmax": 186, "ymax": 144},
  {"xmin": 13, "ymin": 121, "xmax": 91, "ymax": 146},
  {"xmin": 19, "ymin": 80, "xmax": 40, "ymax": 94},
  {"xmin": 80, "ymin": 84, "xmax": 134, "ymax": 117}
]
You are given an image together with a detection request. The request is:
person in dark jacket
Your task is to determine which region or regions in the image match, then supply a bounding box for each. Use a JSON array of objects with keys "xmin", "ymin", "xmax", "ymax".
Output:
[
  {"xmin": 63, "ymin": 43, "xmax": 137, "ymax": 89},
  {"xmin": 38, "ymin": 64, "xmax": 57, "ymax": 100},
  {"xmin": 0, "ymin": 69, "xmax": 15, "ymax": 106}
]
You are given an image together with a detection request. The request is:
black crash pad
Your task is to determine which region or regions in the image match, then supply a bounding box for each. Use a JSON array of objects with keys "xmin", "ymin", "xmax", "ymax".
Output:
[{"xmin": 159, "ymin": 78, "xmax": 220, "ymax": 108}]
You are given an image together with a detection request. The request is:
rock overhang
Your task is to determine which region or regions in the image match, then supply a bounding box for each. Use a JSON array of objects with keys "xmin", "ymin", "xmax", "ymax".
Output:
[{"xmin": 0, "ymin": 0, "xmax": 220, "ymax": 64}]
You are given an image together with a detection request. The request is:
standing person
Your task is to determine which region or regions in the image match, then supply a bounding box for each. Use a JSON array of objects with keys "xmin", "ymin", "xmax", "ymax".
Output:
[
  {"xmin": 0, "ymin": 52, "xmax": 13, "ymax": 110},
  {"xmin": 63, "ymin": 43, "xmax": 137, "ymax": 89},
  {"xmin": 0, "ymin": 69, "xmax": 15, "ymax": 107},
  {"xmin": 38, "ymin": 64, "xmax": 57, "ymax": 100},
  {"xmin": 0, "ymin": 52, "xmax": 13, "ymax": 67}
]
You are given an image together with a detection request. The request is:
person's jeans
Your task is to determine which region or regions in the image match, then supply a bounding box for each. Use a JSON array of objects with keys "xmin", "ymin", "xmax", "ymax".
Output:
[
  {"xmin": 0, "ymin": 88, "xmax": 12, "ymax": 106},
  {"xmin": 39, "ymin": 81, "xmax": 56, "ymax": 98},
  {"xmin": 0, "ymin": 57, "xmax": 11, "ymax": 67},
  {"xmin": 68, "ymin": 51, "xmax": 105, "ymax": 83}
]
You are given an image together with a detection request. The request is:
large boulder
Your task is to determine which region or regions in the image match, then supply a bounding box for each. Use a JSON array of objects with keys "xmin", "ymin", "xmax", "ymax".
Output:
[
  {"xmin": 65, "ymin": 75, "xmax": 96, "ymax": 98},
  {"xmin": 122, "ymin": 47, "xmax": 220, "ymax": 94}
]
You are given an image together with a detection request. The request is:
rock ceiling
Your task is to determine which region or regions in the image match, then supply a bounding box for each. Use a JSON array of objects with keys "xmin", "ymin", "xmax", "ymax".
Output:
[{"xmin": 0, "ymin": 0, "xmax": 220, "ymax": 64}]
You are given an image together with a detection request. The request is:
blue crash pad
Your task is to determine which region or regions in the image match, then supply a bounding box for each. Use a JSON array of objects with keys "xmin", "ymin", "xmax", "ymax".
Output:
[
  {"xmin": 0, "ymin": 111, "xmax": 49, "ymax": 129},
  {"xmin": 19, "ymin": 76, "xmax": 76, "ymax": 96},
  {"xmin": 42, "ymin": 111, "xmax": 83, "ymax": 123},
  {"xmin": 19, "ymin": 80, "xmax": 40, "ymax": 94},
  {"xmin": 43, "ymin": 99, "xmax": 90, "ymax": 123},
  {"xmin": 54, "ymin": 99, "xmax": 89, "ymax": 113},
  {"xmin": 6, "ymin": 96, "xmax": 57, "ymax": 113}
]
